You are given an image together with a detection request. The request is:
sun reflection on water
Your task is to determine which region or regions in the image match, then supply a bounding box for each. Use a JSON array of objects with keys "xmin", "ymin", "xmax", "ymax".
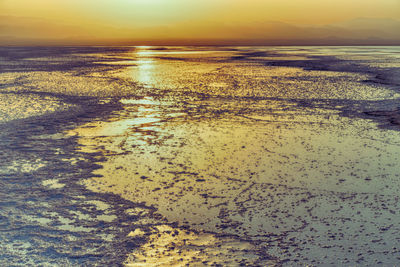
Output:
[{"xmin": 133, "ymin": 47, "xmax": 157, "ymax": 89}]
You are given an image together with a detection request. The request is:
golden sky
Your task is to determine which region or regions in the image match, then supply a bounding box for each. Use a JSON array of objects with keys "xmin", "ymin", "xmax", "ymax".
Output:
[{"xmin": 1, "ymin": 0, "xmax": 400, "ymax": 44}]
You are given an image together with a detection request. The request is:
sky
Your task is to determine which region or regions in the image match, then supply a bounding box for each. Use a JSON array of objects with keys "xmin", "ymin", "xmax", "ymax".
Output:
[{"xmin": 1, "ymin": 0, "xmax": 400, "ymax": 45}]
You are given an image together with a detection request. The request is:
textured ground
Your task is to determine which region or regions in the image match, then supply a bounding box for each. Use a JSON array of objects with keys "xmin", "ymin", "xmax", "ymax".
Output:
[{"xmin": 1, "ymin": 46, "xmax": 400, "ymax": 266}]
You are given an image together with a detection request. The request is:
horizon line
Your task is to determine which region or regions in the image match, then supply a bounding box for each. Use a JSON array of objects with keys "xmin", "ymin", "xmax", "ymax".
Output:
[{"xmin": 2, "ymin": 39, "xmax": 400, "ymax": 47}]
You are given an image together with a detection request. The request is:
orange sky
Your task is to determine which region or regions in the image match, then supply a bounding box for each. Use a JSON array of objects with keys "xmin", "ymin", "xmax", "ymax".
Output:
[{"xmin": 1, "ymin": 0, "xmax": 400, "ymax": 45}]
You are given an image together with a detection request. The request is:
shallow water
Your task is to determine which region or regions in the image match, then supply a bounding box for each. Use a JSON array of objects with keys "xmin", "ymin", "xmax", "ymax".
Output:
[{"xmin": 1, "ymin": 46, "xmax": 400, "ymax": 266}]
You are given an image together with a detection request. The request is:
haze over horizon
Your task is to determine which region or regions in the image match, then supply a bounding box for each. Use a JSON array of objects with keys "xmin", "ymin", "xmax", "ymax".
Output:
[{"xmin": 1, "ymin": 0, "xmax": 400, "ymax": 45}]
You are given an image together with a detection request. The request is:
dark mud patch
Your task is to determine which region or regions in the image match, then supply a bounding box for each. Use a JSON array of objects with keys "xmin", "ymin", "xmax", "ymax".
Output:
[{"xmin": 365, "ymin": 108, "xmax": 400, "ymax": 129}]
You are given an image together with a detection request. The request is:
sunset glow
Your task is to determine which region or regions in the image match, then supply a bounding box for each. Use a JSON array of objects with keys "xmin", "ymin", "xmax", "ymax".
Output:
[{"xmin": 1, "ymin": 0, "xmax": 400, "ymax": 45}]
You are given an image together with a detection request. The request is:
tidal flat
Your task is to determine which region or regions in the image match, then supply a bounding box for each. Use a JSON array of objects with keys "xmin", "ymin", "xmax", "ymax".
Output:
[{"xmin": 1, "ymin": 46, "xmax": 400, "ymax": 266}]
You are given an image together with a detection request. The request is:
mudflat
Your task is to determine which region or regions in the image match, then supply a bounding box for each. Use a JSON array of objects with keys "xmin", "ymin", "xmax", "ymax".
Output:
[{"xmin": 1, "ymin": 46, "xmax": 400, "ymax": 266}]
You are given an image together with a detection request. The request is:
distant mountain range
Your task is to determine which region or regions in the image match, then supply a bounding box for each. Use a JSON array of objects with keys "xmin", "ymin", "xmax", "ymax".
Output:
[
  {"xmin": 334, "ymin": 17, "xmax": 400, "ymax": 33},
  {"xmin": 323, "ymin": 17, "xmax": 400, "ymax": 42},
  {"xmin": 1, "ymin": 16, "xmax": 399, "ymax": 45},
  {"xmin": 219, "ymin": 17, "xmax": 400, "ymax": 45}
]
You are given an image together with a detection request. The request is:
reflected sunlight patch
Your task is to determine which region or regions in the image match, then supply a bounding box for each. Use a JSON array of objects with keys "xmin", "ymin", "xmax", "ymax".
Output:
[{"xmin": 125, "ymin": 224, "xmax": 277, "ymax": 266}]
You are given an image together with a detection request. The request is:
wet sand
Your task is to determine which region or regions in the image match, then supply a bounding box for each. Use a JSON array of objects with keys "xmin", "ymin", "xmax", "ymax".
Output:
[{"xmin": 1, "ymin": 46, "xmax": 400, "ymax": 266}]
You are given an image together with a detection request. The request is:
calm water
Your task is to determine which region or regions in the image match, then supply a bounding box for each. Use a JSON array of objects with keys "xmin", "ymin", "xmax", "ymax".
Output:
[{"xmin": 1, "ymin": 46, "xmax": 400, "ymax": 266}]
